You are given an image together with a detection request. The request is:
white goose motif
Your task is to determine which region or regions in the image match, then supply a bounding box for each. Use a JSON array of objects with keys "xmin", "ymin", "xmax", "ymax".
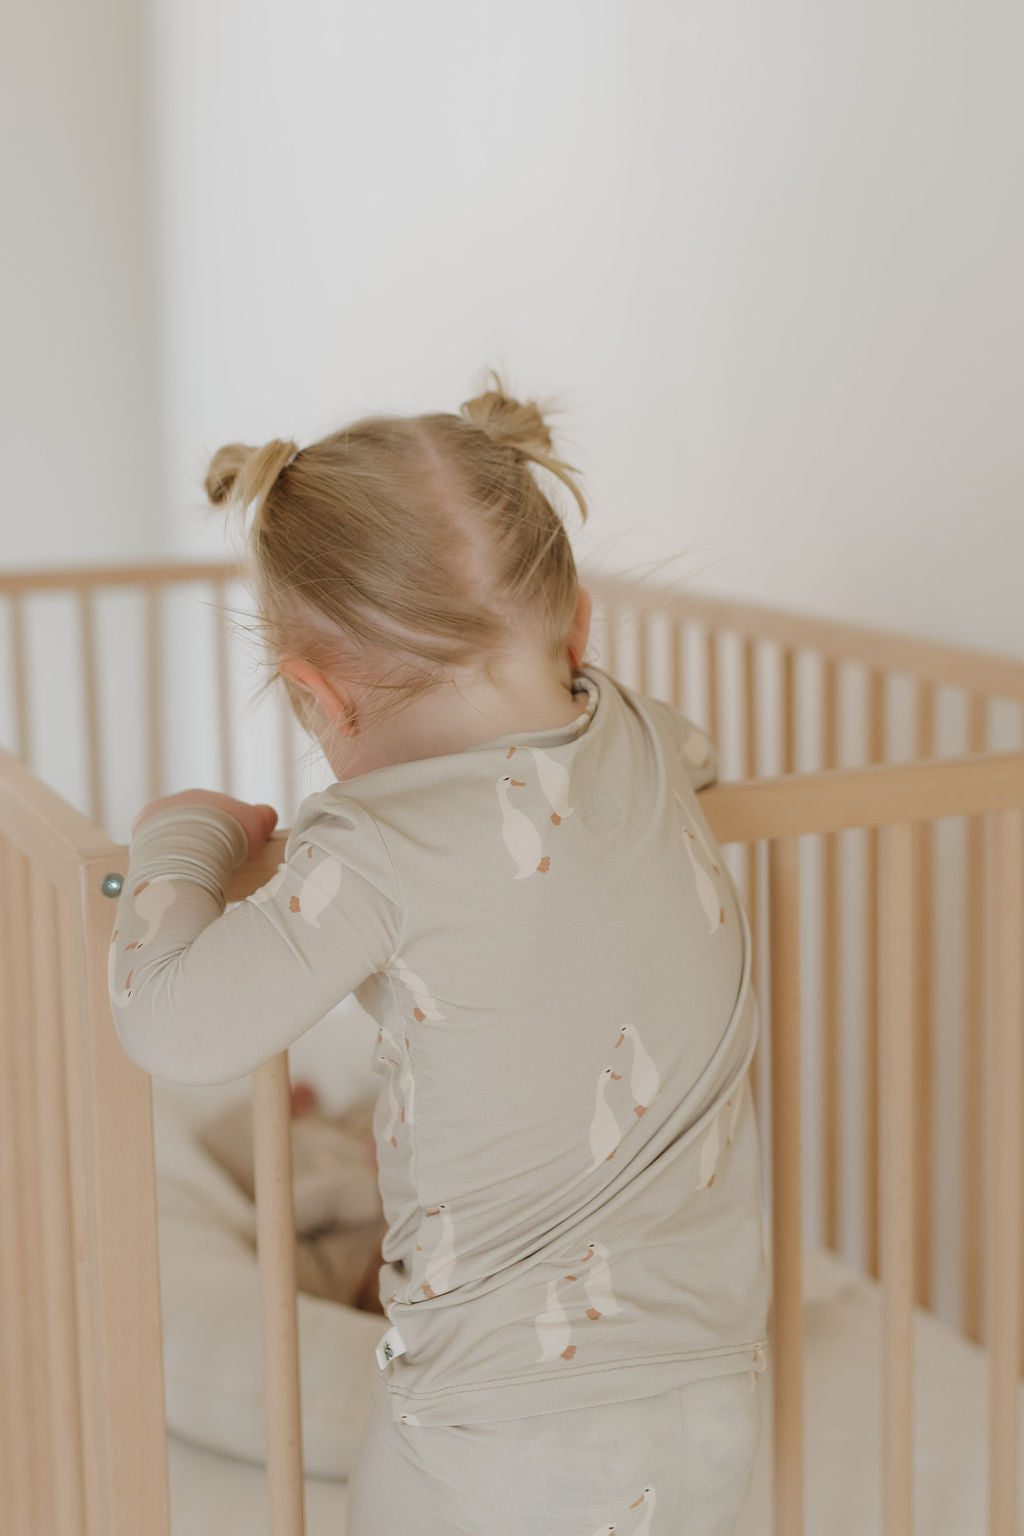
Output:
[
  {"xmin": 534, "ymin": 1276, "xmax": 575, "ymax": 1362},
  {"xmin": 612, "ymin": 1023, "xmax": 660, "ymax": 1116},
  {"xmin": 588, "ymin": 1066, "xmax": 624, "ymax": 1169},
  {"xmin": 528, "ymin": 747, "xmax": 574, "ymax": 824},
  {"xmin": 420, "ymin": 1202, "xmax": 456, "ymax": 1297},
  {"xmin": 629, "ymin": 1486, "xmax": 658, "ymax": 1535},
  {"xmin": 376, "ymin": 1025, "xmax": 415, "ymax": 1127},
  {"xmin": 495, "ymin": 774, "xmax": 550, "ymax": 878},
  {"xmin": 124, "ymin": 878, "xmax": 176, "ymax": 949},
  {"xmin": 391, "ymin": 954, "xmax": 445, "ymax": 1021},
  {"xmin": 567, "ymin": 1239, "xmax": 623, "ymax": 1321}
]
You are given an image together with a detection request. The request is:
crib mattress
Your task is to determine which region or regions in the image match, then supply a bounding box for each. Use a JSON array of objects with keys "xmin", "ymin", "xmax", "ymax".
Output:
[{"xmin": 167, "ymin": 1244, "xmax": 1020, "ymax": 1535}]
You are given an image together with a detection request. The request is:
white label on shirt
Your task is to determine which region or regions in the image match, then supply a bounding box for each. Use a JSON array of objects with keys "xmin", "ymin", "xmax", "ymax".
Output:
[{"xmin": 375, "ymin": 1325, "xmax": 408, "ymax": 1370}]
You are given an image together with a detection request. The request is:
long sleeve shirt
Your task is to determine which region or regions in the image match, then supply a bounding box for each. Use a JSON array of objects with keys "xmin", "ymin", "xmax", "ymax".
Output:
[{"xmin": 109, "ymin": 664, "xmax": 769, "ymax": 1426}]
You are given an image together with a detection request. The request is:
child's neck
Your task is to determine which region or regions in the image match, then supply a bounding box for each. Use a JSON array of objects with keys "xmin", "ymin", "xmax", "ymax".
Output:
[{"xmin": 326, "ymin": 654, "xmax": 583, "ymax": 781}]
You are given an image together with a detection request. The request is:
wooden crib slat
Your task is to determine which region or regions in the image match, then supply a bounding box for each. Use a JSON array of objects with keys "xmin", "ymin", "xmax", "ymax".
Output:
[
  {"xmin": 5, "ymin": 841, "xmax": 54, "ymax": 1535},
  {"xmin": 212, "ymin": 576, "xmax": 235, "ymax": 796},
  {"xmin": 0, "ymin": 841, "xmax": 13, "ymax": 1516},
  {"xmin": 963, "ymin": 693, "xmax": 988, "ymax": 1345},
  {"xmin": 821, "ymin": 655, "xmax": 840, "ymax": 1253},
  {"xmin": 10, "ymin": 591, "xmax": 31, "ymax": 763},
  {"xmin": 79, "ymin": 589, "xmax": 104, "ymax": 829},
  {"xmin": 878, "ymin": 821, "xmax": 915, "ymax": 1536},
  {"xmin": 768, "ymin": 835, "xmax": 803, "ymax": 1536},
  {"xmin": 57, "ymin": 887, "xmax": 104, "ymax": 1536},
  {"xmin": 706, "ymin": 628, "xmax": 720, "ymax": 746},
  {"xmin": 781, "ymin": 648, "xmax": 795, "ymax": 774},
  {"xmin": 987, "ymin": 806, "xmax": 1023, "ymax": 1534},
  {"xmin": 743, "ymin": 636, "xmax": 760, "ymax": 1124},
  {"xmin": 30, "ymin": 864, "xmax": 86, "ymax": 1536},
  {"xmin": 670, "ymin": 617, "xmax": 686, "ymax": 711},
  {"xmin": 0, "ymin": 836, "xmax": 38, "ymax": 1536},
  {"xmin": 252, "ymin": 1054, "xmax": 306, "ymax": 1536},
  {"xmin": 913, "ymin": 683, "xmax": 936, "ymax": 1311},
  {"xmin": 865, "ymin": 668, "xmax": 885, "ymax": 1280},
  {"xmin": 146, "ymin": 586, "xmax": 165, "ymax": 803}
]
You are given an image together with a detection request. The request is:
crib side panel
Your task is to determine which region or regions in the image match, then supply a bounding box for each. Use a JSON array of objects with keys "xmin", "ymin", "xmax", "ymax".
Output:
[{"xmin": 0, "ymin": 756, "xmax": 172, "ymax": 1536}]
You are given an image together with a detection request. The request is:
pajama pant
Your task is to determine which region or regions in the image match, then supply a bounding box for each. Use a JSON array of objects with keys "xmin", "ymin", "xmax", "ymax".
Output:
[{"xmin": 346, "ymin": 1367, "xmax": 761, "ymax": 1536}]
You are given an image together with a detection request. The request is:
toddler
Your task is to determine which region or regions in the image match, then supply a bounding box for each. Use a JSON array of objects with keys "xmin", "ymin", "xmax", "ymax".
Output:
[{"xmin": 109, "ymin": 374, "xmax": 769, "ymax": 1536}]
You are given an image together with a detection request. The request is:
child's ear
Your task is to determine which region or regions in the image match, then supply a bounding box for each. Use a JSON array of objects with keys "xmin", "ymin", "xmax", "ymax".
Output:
[
  {"xmin": 567, "ymin": 586, "xmax": 592, "ymax": 671},
  {"xmin": 278, "ymin": 657, "xmax": 357, "ymax": 733}
]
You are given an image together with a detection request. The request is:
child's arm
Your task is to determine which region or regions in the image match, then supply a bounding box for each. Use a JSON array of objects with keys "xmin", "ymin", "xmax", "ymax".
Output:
[{"xmin": 108, "ymin": 799, "xmax": 402, "ymax": 1087}]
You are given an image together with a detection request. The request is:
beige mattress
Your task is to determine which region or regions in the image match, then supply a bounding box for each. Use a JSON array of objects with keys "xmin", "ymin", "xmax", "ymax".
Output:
[{"xmin": 166, "ymin": 1242, "xmax": 1021, "ymax": 1535}]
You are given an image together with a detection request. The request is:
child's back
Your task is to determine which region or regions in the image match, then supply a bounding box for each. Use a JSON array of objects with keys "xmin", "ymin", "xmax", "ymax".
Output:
[{"xmin": 323, "ymin": 664, "xmax": 767, "ymax": 1426}]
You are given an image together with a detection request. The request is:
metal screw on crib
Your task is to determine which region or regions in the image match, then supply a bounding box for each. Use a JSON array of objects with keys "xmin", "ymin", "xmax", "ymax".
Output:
[{"xmin": 100, "ymin": 873, "xmax": 124, "ymax": 897}]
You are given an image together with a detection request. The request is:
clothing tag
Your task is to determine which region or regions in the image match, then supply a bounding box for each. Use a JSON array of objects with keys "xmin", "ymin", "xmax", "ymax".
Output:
[{"xmin": 375, "ymin": 1325, "xmax": 408, "ymax": 1371}]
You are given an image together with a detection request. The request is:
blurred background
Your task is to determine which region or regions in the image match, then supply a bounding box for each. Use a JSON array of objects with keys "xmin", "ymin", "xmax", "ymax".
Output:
[{"xmin": 3, "ymin": 0, "xmax": 1022, "ymax": 652}]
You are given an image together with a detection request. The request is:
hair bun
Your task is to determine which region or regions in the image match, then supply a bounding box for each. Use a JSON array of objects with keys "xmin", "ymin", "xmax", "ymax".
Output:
[
  {"xmin": 205, "ymin": 438, "xmax": 299, "ymax": 511},
  {"xmin": 459, "ymin": 371, "xmax": 555, "ymax": 458},
  {"xmin": 459, "ymin": 370, "xmax": 587, "ymax": 525}
]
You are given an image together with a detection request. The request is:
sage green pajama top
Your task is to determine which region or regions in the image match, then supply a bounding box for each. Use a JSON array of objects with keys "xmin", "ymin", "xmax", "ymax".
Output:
[{"xmin": 109, "ymin": 665, "xmax": 770, "ymax": 1427}]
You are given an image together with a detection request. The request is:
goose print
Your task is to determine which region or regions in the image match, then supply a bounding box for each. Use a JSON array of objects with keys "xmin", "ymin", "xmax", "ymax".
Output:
[
  {"xmin": 419, "ymin": 1202, "xmax": 456, "ymax": 1297},
  {"xmin": 612, "ymin": 1023, "xmax": 661, "ymax": 1117},
  {"xmin": 695, "ymin": 1081, "xmax": 744, "ymax": 1189},
  {"xmin": 563, "ymin": 1239, "xmax": 623, "ymax": 1322},
  {"xmin": 246, "ymin": 863, "xmax": 288, "ymax": 909},
  {"xmin": 375, "ymin": 1053, "xmax": 404, "ymax": 1146},
  {"xmin": 588, "ymin": 1065, "xmax": 625, "ymax": 1169},
  {"xmin": 123, "ymin": 878, "xmax": 176, "ymax": 950},
  {"xmin": 391, "ymin": 954, "xmax": 445, "ymax": 1021},
  {"xmin": 495, "ymin": 774, "xmax": 550, "ymax": 878},
  {"xmin": 288, "ymin": 852, "xmax": 342, "ymax": 927},
  {"xmin": 682, "ymin": 827, "xmax": 724, "ymax": 934},
  {"xmin": 671, "ymin": 789, "xmax": 724, "ymax": 933},
  {"xmin": 588, "ymin": 1485, "xmax": 658, "ymax": 1536},
  {"xmin": 629, "ymin": 1486, "xmax": 658, "ymax": 1535},
  {"xmin": 671, "ymin": 787, "xmax": 721, "ymax": 874},
  {"xmin": 534, "ymin": 1275, "xmax": 576, "ymax": 1362},
  {"xmin": 524, "ymin": 745, "xmax": 575, "ymax": 825},
  {"xmin": 376, "ymin": 1025, "xmax": 415, "ymax": 1127},
  {"xmin": 107, "ymin": 932, "xmax": 135, "ymax": 1009}
]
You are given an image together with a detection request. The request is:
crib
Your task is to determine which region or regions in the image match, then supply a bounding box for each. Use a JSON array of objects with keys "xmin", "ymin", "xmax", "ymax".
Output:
[{"xmin": 0, "ymin": 558, "xmax": 1022, "ymax": 1536}]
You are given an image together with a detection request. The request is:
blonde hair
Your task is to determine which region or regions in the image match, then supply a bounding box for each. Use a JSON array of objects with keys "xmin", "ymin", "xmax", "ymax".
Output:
[{"xmin": 205, "ymin": 371, "xmax": 588, "ymax": 752}]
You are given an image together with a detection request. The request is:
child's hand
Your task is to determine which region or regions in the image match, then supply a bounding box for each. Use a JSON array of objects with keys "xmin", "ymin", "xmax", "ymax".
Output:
[{"xmin": 130, "ymin": 790, "xmax": 279, "ymax": 857}]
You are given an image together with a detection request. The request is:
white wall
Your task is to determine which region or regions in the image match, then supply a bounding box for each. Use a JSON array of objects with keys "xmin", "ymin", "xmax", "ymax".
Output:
[
  {"xmin": 149, "ymin": 0, "xmax": 1024, "ymax": 658},
  {"xmin": 1, "ymin": 0, "xmax": 163, "ymax": 567}
]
